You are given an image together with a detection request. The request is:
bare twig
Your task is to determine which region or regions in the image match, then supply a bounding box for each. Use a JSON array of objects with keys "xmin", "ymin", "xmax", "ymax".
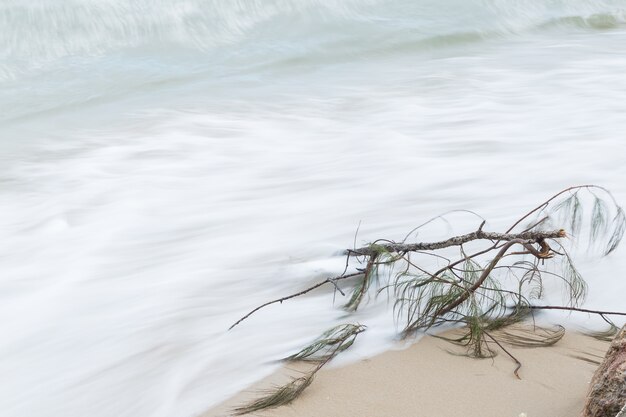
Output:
[
  {"xmin": 401, "ymin": 209, "xmax": 486, "ymax": 243},
  {"xmin": 484, "ymin": 330, "xmax": 522, "ymax": 379},
  {"xmin": 229, "ymin": 272, "xmax": 362, "ymax": 330},
  {"xmin": 527, "ymin": 305, "xmax": 626, "ymax": 317}
]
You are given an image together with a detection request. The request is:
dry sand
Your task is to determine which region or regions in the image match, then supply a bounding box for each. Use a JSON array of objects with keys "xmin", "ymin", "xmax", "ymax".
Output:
[{"xmin": 207, "ymin": 328, "xmax": 610, "ymax": 417}]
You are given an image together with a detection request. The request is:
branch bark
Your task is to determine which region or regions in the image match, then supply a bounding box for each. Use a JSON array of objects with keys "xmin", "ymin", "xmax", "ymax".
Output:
[{"xmin": 349, "ymin": 229, "xmax": 565, "ymax": 257}]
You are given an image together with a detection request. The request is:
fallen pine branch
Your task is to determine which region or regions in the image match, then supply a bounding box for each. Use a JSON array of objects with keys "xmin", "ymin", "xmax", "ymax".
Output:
[{"xmin": 229, "ymin": 185, "xmax": 626, "ymax": 415}]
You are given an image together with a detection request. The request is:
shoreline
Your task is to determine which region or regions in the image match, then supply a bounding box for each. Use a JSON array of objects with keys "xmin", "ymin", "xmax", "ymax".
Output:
[{"xmin": 206, "ymin": 327, "xmax": 610, "ymax": 417}]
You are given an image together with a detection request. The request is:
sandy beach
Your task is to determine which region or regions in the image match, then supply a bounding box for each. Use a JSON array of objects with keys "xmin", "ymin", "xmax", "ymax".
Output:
[{"xmin": 208, "ymin": 328, "xmax": 610, "ymax": 417}]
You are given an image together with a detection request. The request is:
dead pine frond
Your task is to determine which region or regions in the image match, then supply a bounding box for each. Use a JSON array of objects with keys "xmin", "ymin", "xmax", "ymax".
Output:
[
  {"xmin": 606, "ymin": 207, "xmax": 626, "ymax": 255},
  {"xmin": 232, "ymin": 375, "xmax": 314, "ymax": 415},
  {"xmin": 233, "ymin": 323, "xmax": 366, "ymax": 415},
  {"xmin": 493, "ymin": 324, "xmax": 565, "ymax": 348},
  {"xmin": 344, "ymin": 252, "xmax": 380, "ymax": 311},
  {"xmin": 286, "ymin": 324, "xmax": 366, "ymax": 362},
  {"xmin": 582, "ymin": 325, "xmax": 620, "ymax": 342}
]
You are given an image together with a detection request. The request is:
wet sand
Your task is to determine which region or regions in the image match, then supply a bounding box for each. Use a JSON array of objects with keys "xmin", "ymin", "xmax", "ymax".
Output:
[{"xmin": 207, "ymin": 327, "xmax": 609, "ymax": 417}]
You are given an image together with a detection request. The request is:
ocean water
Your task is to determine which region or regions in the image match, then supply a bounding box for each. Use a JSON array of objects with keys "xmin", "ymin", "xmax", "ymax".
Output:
[{"xmin": 1, "ymin": 1, "xmax": 626, "ymax": 416}]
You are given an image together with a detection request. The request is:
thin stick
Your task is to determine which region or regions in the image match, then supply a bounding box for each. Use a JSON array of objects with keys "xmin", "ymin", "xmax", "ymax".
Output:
[
  {"xmin": 229, "ymin": 272, "xmax": 362, "ymax": 330},
  {"xmin": 401, "ymin": 209, "xmax": 486, "ymax": 243},
  {"xmin": 527, "ymin": 305, "xmax": 626, "ymax": 317},
  {"xmin": 484, "ymin": 330, "xmax": 522, "ymax": 379}
]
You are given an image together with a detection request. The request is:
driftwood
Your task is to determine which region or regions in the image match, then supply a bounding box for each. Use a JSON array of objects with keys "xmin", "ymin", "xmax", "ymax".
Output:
[
  {"xmin": 229, "ymin": 185, "xmax": 626, "ymax": 415},
  {"xmin": 583, "ymin": 325, "xmax": 626, "ymax": 417},
  {"xmin": 348, "ymin": 229, "xmax": 565, "ymax": 257}
]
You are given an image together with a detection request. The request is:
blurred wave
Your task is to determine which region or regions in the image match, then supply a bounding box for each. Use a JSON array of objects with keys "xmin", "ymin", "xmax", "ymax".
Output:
[
  {"xmin": 2, "ymin": 0, "xmax": 625, "ymax": 122},
  {"xmin": 2, "ymin": 0, "xmax": 625, "ymax": 63}
]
